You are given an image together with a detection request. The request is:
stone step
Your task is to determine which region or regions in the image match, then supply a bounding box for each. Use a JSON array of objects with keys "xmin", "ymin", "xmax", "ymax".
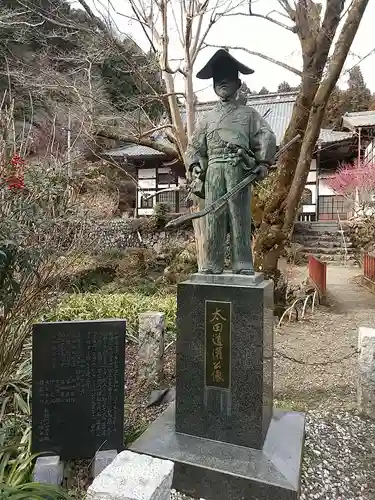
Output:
[
  {"xmin": 296, "ymin": 222, "xmax": 339, "ymax": 231},
  {"xmin": 293, "ymin": 238, "xmax": 353, "ymax": 248},
  {"xmin": 302, "ymin": 247, "xmax": 355, "ymax": 255},
  {"xmin": 305, "ymin": 253, "xmax": 356, "ymax": 262},
  {"xmin": 293, "ymin": 230, "xmax": 349, "ymax": 238},
  {"xmin": 293, "ymin": 231, "xmax": 349, "ymax": 240}
]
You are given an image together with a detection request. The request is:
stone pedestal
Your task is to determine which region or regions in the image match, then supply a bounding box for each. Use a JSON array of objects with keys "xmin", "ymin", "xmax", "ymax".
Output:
[{"xmin": 131, "ymin": 273, "xmax": 305, "ymax": 500}]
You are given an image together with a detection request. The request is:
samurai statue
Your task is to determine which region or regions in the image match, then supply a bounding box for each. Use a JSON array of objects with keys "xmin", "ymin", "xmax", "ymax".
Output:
[{"xmin": 185, "ymin": 49, "xmax": 277, "ymax": 275}]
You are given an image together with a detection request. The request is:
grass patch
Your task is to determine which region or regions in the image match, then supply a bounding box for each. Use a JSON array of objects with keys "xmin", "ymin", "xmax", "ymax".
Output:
[{"xmin": 45, "ymin": 292, "xmax": 177, "ymax": 339}]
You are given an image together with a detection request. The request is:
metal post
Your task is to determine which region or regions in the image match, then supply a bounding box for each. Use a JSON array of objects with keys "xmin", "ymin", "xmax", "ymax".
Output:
[{"xmin": 67, "ymin": 109, "xmax": 72, "ymax": 179}]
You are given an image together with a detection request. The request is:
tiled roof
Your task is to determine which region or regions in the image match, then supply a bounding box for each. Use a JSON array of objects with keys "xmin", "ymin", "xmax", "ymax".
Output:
[
  {"xmin": 105, "ymin": 143, "xmax": 165, "ymax": 158},
  {"xmin": 104, "ymin": 91, "xmax": 356, "ymax": 158},
  {"xmin": 182, "ymin": 92, "xmax": 298, "ymax": 146},
  {"xmin": 318, "ymin": 129, "xmax": 355, "ymax": 145},
  {"xmin": 105, "ymin": 92, "xmax": 298, "ymax": 159},
  {"xmin": 105, "ymin": 135, "xmax": 172, "ymax": 158},
  {"xmin": 341, "ymin": 110, "xmax": 375, "ymax": 130}
]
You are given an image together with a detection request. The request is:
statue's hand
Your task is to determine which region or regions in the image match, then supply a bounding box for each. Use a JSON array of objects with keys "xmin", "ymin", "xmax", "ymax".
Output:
[
  {"xmin": 192, "ymin": 165, "xmax": 202, "ymax": 178},
  {"xmin": 253, "ymin": 164, "xmax": 268, "ymax": 181}
]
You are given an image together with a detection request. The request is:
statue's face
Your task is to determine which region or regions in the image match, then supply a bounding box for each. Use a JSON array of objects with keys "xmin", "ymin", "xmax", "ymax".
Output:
[{"xmin": 214, "ymin": 76, "xmax": 240, "ymax": 100}]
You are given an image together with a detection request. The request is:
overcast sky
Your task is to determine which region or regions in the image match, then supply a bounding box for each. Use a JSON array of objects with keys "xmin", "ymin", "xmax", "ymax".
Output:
[{"xmin": 80, "ymin": 0, "xmax": 375, "ymax": 102}]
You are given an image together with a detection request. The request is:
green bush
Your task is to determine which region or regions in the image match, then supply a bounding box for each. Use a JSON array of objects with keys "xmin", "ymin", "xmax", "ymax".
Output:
[{"xmin": 45, "ymin": 292, "xmax": 177, "ymax": 338}]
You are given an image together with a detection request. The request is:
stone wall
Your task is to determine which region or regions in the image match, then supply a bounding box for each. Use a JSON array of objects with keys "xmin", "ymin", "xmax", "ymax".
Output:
[{"xmin": 83, "ymin": 218, "xmax": 194, "ymax": 254}]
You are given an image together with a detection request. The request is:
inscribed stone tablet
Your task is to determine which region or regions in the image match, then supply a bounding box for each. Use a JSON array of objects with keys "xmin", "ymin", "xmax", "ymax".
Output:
[
  {"xmin": 32, "ymin": 319, "xmax": 126, "ymax": 460},
  {"xmin": 205, "ymin": 301, "xmax": 231, "ymax": 390}
]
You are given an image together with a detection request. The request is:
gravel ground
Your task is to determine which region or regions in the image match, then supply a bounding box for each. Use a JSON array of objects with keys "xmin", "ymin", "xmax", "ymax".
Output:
[
  {"xmin": 301, "ymin": 411, "xmax": 375, "ymax": 500},
  {"xmin": 170, "ymin": 410, "xmax": 375, "ymax": 500},
  {"xmin": 274, "ymin": 267, "xmax": 375, "ymax": 411}
]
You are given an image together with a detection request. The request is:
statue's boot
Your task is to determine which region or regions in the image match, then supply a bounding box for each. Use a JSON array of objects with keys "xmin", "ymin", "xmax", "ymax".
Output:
[
  {"xmin": 239, "ymin": 268, "xmax": 255, "ymax": 275},
  {"xmin": 232, "ymin": 267, "xmax": 255, "ymax": 276},
  {"xmin": 200, "ymin": 267, "xmax": 223, "ymax": 274}
]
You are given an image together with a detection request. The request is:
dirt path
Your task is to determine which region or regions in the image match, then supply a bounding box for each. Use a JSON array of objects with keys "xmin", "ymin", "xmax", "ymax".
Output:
[{"xmin": 275, "ymin": 265, "xmax": 375, "ymax": 411}]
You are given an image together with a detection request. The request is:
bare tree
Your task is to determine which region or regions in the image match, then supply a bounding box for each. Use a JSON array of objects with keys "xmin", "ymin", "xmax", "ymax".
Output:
[
  {"xmin": 76, "ymin": 0, "xmax": 369, "ymax": 278},
  {"xmin": 78, "ymin": 0, "xmax": 242, "ymax": 266},
  {"xmin": 222, "ymin": 0, "xmax": 370, "ymax": 277}
]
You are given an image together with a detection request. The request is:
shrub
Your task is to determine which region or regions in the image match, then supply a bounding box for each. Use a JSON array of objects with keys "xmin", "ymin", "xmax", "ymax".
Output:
[
  {"xmin": 0, "ymin": 102, "xmax": 92, "ymax": 392},
  {"xmin": 152, "ymin": 202, "xmax": 170, "ymax": 228},
  {"xmin": 44, "ymin": 291, "xmax": 177, "ymax": 339}
]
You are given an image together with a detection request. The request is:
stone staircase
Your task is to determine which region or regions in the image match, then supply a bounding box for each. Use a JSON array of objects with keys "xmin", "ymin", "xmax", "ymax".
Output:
[{"xmin": 292, "ymin": 221, "xmax": 355, "ymax": 264}]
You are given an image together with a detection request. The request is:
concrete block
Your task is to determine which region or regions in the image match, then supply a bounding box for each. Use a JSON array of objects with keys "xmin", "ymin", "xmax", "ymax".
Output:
[
  {"xmin": 92, "ymin": 449, "xmax": 118, "ymax": 477},
  {"xmin": 32, "ymin": 455, "xmax": 63, "ymax": 485},
  {"xmin": 358, "ymin": 327, "xmax": 375, "ymax": 416},
  {"xmin": 87, "ymin": 450, "xmax": 174, "ymax": 500}
]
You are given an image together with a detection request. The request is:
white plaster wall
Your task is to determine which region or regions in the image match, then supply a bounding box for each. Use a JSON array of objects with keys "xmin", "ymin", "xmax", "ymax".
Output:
[
  {"xmin": 302, "ymin": 204, "xmax": 316, "ymax": 213},
  {"xmin": 138, "ymin": 169, "xmax": 156, "ymax": 215},
  {"xmin": 138, "ymin": 168, "xmax": 156, "ymax": 179},
  {"xmin": 137, "ymin": 188, "xmax": 155, "ymax": 216},
  {"xmin": 304, "ymin": 184, "xmax": 317, "ymax": 204},
  {"xmin": 139, "ymin": 178, "xmax": 156, "ymax": 189},
  {"xmin": 138, "ymin": 208, "xmax": 154, "ymax": 216},
  {"xmin": 307, "ymin": 171, "xmax": 316, "ymax": 183},
  {"xmin": 318, "ymin": 179, "xmax": 336, "ymax": 196}
]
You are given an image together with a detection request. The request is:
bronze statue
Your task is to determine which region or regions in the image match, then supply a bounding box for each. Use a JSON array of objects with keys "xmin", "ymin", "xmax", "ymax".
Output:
[{"xmin": 184, "ymin": 49, "xmax": 277, "ymax": 275}]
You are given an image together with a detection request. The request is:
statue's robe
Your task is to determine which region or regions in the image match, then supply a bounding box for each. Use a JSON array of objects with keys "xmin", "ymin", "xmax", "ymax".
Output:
[{"xmin": 186, "ymin": 99, "xmax": 276, "ymax": 273}]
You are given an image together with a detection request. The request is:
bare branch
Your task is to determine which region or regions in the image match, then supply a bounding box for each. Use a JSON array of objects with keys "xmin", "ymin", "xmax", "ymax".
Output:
[
  {"xmin": 140, "ymin": 123, "xmax": 175, "ymax": 137},
  {"xmin": 0, "ymin": 19, "xmax": 44, "ymax": 27},
  {"xmin": 247, "ymin": 0, "xmax": 296, "ymax": 31},
  {"xmin": 204, "ymin": 44, "xmax": 302, "ymax": 76},
  {"xmin": 144, "ymin": 184, "xmax": 186, "ymax": 201},
  {"xmin": 277, "ymin": 0, "xmax": 296, "ymax": 19},
  {"xmin": 97, "ymin": 129, "xmax": 179, "ymax": 158}
]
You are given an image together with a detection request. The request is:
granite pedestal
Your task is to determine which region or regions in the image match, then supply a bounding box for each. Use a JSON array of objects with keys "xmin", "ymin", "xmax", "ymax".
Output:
[{"xmin": 131, "ymin": 272, "xmax": 305, "ymax": 500}]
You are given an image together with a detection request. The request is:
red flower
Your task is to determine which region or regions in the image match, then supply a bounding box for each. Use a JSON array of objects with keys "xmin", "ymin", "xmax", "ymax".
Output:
[{"xmin": 3, "ymin": 153, "xmax": 26, "ymax": 191}]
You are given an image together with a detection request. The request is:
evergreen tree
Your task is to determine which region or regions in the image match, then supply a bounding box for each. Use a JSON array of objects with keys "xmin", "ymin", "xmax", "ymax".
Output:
[
  {"xmin": 258, "ymin": 86, "xmax": 270, "ymax": 95},
  {"xmin": 323, "ymin": 67, "xmax": 371, "ymax": 128},
  {"xmin": 322, "ymin": 86, "xmax": 345, "ymax": 128},
  {"xmin": 345, "ymin": 66, "xmax": 372, "ymax": 113},
  {"xmin": 237, "ymin": 81, "xmax": 255, "ymax": 104},
  {"xmin": 277, "ymin": 81, "xmax": 292, "ymax": 92}
]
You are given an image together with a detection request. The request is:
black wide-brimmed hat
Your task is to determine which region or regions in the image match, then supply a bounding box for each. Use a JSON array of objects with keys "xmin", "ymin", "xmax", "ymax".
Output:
[{"xmin": 196, "ymin": 48, "xmax": 254, "ymax": 79}]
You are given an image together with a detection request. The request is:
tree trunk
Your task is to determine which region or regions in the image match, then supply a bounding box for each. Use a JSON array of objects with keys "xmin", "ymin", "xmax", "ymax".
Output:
[
  {"xmin": 283, "ymin": 0, "xmax": 370, "ymax": 231},
  {"xmin": 253, "ymin": 0, "xmax": 347, "ymax": 276}
]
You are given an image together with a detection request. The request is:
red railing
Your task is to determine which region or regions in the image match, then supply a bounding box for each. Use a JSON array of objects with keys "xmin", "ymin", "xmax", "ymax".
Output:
[
  {"xmin": 363, "ymin": 253, "xmax": 375, "ymax": 283},
  {"xmin": 308, "ymin": 255, "xmax": 327, "ymax": 299}
]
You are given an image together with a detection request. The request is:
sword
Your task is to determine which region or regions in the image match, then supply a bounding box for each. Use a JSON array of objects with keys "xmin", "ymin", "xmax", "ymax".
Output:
[{"xmin": 165, "ymin": 134, "xmax": 301, "ymax": 229}]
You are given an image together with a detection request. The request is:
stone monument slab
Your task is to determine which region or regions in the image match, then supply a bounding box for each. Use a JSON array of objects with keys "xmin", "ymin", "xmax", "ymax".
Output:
[{"xmin": 32, "ymin": 319, "xmax": 126, "ymax": 460}]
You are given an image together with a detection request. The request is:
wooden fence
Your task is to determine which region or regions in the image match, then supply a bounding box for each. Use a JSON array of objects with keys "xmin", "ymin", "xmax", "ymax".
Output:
[
  {"xmin": 308, "ymin": 255, "xmax": 327, "ymax": 302},
  {"xmin": 362, "ymin": 253, "xmax": 375, "ymax": 294}
]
